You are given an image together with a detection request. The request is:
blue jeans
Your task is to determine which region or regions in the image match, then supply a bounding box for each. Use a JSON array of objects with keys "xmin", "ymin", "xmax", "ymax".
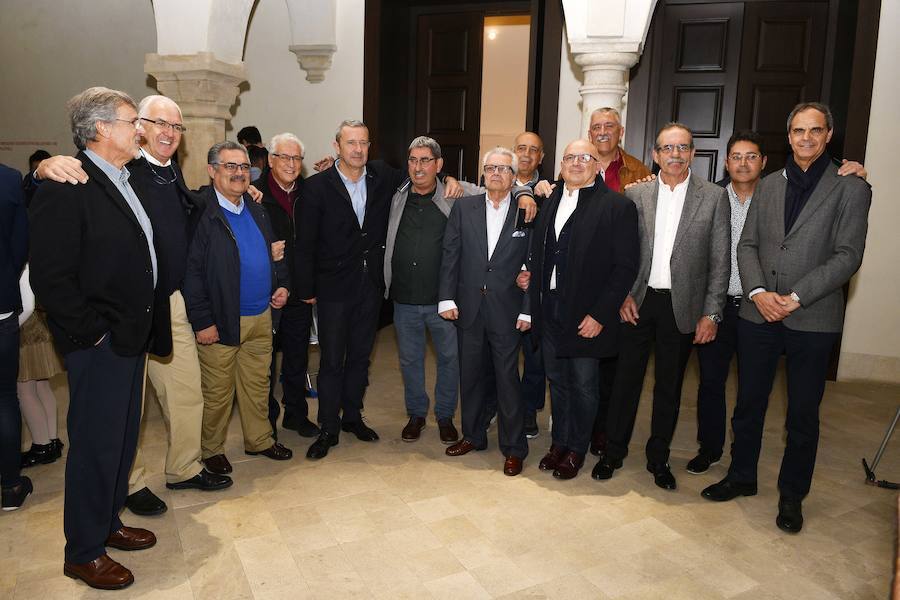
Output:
[{"xmin": 393, "ymin": 303, "xmax": 458, "ymax": 421}]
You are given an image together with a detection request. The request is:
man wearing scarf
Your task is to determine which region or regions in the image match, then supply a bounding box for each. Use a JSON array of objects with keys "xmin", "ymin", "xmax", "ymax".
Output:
[{"xmin": 701, "ymin": 103, "xmax": 871, "ymax": 534}]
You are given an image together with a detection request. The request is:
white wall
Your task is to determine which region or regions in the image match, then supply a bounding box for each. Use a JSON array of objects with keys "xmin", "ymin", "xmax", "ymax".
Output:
[
  {"xmin": 837, "ymin": 1, "xmax": 900, "ymax": 383},
  {"xmin": 554, "ymin": 25, "xmax": 585, "ymax": 180},
  {"xmin": 479, "ymin": 19, "xmax": 530, "ymax": 158}
]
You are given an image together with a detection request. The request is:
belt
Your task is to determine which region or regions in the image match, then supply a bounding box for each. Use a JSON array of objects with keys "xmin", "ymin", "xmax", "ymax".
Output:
[
  {"xmin": 726, "ymin": 295, "xmax": 743, "ymax": 307},
  {"xmin": 649, "ymin": 287, "xmax": 671, "ymax": 295}
]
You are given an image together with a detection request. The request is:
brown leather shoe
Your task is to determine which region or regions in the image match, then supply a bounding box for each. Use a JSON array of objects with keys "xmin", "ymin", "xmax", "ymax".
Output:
[
  {"xmin": 437, "ymin": 418, "xmax": 459, "ymax": 444},
  {"xmin": 552, "ymin": 451, "xmax": 585, "ymax": 480},
  {"xmin": 503, "ymin": 455, "xmax": 523, "ymax": 476},
  {"xmin": 589, "ymin": 428, "xmax": 608, "ymax": 456},
  {"xmin": 401, "ymin": 416, "xmax": 426, "ymax": 442},
  {"xmin": 64, "ymin": 554, "xmax": 134, "ymax": 590},
  {"xmin": 445, "ymin": 439, "xmax": 486, "ymax": 456},
  {"xmin": 245, "ymin": 441, "xmax": 293, "ymax": 460},
  {"xmin": 203, "ymin": 454, "xmax": 232, "ymax": 474},
  {"xmin": 105, "ymin": 526, "xmax": 157, "ymax": 551},
  {"xmin": 538, "ymin": 444, "xmax": 567, "ymax": 471}
]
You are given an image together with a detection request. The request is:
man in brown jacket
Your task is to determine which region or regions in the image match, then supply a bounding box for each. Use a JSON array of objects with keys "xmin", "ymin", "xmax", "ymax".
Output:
[{"xmin": 588, "ymin": 107, "xmax": 651, "ymax": 193}]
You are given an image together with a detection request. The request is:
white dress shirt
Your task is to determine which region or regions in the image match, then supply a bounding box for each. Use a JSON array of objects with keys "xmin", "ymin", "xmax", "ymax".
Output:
[
  {"xmin": 647, "ymin": 170, "xmax": 691, "ymax": 290},
  {"xmin": 550, "ymin": 186, "xmax": 579, "ymax": 290}
]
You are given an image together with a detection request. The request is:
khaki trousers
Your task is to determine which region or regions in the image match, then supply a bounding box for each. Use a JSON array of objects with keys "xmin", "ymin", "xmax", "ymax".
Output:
[
  {"xmin": 129, "ymin": 290, "xmax": 205, "ymax": 491},
  {"xmin": 198, "ymin": 310, "xmax": 274, "ymax": 457}
]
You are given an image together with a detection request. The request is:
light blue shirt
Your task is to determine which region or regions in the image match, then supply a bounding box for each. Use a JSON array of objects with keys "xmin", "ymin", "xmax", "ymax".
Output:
[
  {"xmin": 84, "ymin": 149, "xmax": 157, "ymax": 287},
  {"xmin": 336, "ymin": 160, "xmax": 367, "ymax": 227},
  {"xmin": 215, "ymin": 188, "xmax": 245, "ymax": 215}
]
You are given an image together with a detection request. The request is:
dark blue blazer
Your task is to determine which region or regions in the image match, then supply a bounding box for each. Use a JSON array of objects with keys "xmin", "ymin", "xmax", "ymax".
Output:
[{"xmin": 0, "ymin": 164, "xmax": 27, "ymax": 314}]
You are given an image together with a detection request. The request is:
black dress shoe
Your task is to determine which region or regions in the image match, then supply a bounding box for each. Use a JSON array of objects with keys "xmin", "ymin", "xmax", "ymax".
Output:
[
  {"xmin": 124, "ymin": 487, "xmax": 167, "ymax": 516},
  {"xmin": 686, "ymin": 452, "xmax": 721, "ymax": 474},
  {"xmin": 246, "ymin": 441, "xmax": 293, "ymax": 460},
  {"xmin": 166, "ymin": 469, "xmax": 233, "ymax": 491},
  {"xmin": 401, "ymin": 416, "xmax": 426, "ymax": 442},
  {"xmin": 591, "ymin": 455, "xmax": 622, "ymax": 480},
  {"xmin": 341, "ymin": 420, "xmax": 379, "ymax": 442},
  {"xmin": 50, "ymin": 438, "xmax": 64, "ymax": 460},
  {"xmin": 1, "ymin": 475, "xmax": 33, "ymax": 511},
  {"xmin": 21, "ymin": 442, "xmax": 55, "ymax": 468},
  {"xmin": 589, "ymin": 428, "xmax": 607, "ymax": 456},
  {"xmin": 647, "ymin": 462, "xmax": 676, "ymax": 490},
  {"xmin": 776, "ymin": 497, "xmax": 803, "ymax": 533},
  {"xmin": 203, "ymin": 454, "xmax": 233, "ymax": 474},
  {"xmin": 437, "ymin": 418, "xmax": 459, "ymax": 444},
  {"xmin": 283, "ymin": 412, "xmax": 320, "ymax": 438},
  {"xmin": 307, "ymin": 432, "xmax": 339, "ymax": 460},
  {"xmin": 701, "ymin": 478, "xmax": 757, "ymax": 502},
  {"xmin": 524, "ymin": 412, "xmax": 539, "ymax": 439}
]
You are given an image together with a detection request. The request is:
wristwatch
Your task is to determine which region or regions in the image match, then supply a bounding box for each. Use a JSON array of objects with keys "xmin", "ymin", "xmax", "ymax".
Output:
[{"xmin": 705, "ymin": 313, "xmax": 722, "ymax": 324}]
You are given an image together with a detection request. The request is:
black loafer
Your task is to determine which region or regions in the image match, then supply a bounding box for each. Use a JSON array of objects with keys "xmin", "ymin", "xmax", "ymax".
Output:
[
  {"xmin": 647, "ymin": 462, "xmax": 676, "ymax": 490},
  {"xmin": 1, "ymin": 475, "xmax": 33, "ymax": 511},
  {"xmin": 166, "ymin": 469, "xmax": 233, "ymax": 491},
  {"xmin": 591, "ymin": 455, "xmax": 623, "ymax": 480},
  {"xmin": 776, "ymin": 497, "xmax": 803, "ymax": 533},
  {"xmin": 307, "ymin": 432, "xmax": 340, "ymax": 460},
  {"xmin": 283, "ymin": 412, "xmax": 321, "ymax": 438},
  {"xmin": 246, "ymin": 442, "xmax": 293, "ymax": 460},
  {"xmin": 341, "ymin": 420, "xmax": 379, "ymax": 442},
  {"xmin": 124, "ymin": 487, "xmax": 167, "ymax": 516},
  {"xmin": 686, "ymin": 452, "xmax": 721, "ymax": 474},
  {"xmin": 701, "ymin": 478, "xmax": 757, "ymax": 502}
]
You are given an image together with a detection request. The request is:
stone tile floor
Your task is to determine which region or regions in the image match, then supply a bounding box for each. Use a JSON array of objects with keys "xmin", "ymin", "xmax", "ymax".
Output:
[{"xmin": 2, "ymin": 326, "xmax": 897, "ymax": 599}]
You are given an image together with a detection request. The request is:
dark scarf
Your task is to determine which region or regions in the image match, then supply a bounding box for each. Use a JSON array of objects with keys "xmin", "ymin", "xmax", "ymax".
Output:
[{"xmin": 784, "ymin": 151, "xmax": 830, "ymax": 234}]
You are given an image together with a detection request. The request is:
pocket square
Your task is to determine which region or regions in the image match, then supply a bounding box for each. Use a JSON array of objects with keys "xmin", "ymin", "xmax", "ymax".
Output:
[{"xmin": 512, "ymin": 230, "xmax": 526, "ymax": 238}]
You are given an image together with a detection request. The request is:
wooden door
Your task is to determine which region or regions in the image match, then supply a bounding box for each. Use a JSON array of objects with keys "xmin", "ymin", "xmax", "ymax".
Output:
[
  {"xmin": 654, "ymin": 2, "xmax": 744, "ymax": 182},
  {"xmin": 414, "ymin": 12, "xmax": 485, "ymax": 181},
  {"xmin": 734, "ymin": 1, "xmax": 829, "ymax": 174}
]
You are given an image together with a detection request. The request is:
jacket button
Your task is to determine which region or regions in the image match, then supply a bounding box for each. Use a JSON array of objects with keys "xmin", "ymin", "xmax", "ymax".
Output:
[
  {"xmin": 487, "ymin": 267, "xmax": 493, "ymax": 272},
  {"xmin": 771, "ymin": 270, "xmax": 776, "ymax": 275}
]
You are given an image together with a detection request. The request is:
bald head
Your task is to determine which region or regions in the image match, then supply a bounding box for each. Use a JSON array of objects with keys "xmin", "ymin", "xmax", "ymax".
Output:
[
  {"xmin": 560, "ymin": 139, "xmax": 600, "ymax": 190},
  {"xmin": 513, "ymin": 131, "xmax": 544, "ymax": 182}
]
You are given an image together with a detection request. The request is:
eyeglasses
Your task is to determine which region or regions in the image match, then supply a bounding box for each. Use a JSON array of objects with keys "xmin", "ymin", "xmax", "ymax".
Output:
[
  {"xmin": 790, "ymin": 126, "xmax": 828, "ymax": 137},
  {"xmin": 272, "ymin": 153, "xmax": 303, "ymax": 164},
  {"xmin": 561, "ymin": 153, "xmax": 597, "ymax": 165},
  {"xmin": 484, "ymin": 164, "xmax": 514, "ymax": 175},
  {"xmin": 407, "ymin": 156, "xmax": 437, "ymax": 166},
  {"xmin": 514, "ymin": 145, "xmax": 542, "ymax": 155},
  {"xmin": 211, "ymin": 162, "xmax": 252, "ymax": 173},
  {"xmin": 727, "ymin": 152, "xmax": 762, "ymax": 163},
  {"xmin": 140, "ymin": 117, "xmax": 187, "ymax": 134},
  {"xmin": 112, "ymin": 117, "xmax": 141, "ymax": 128},
  {"xmin": 656, "ymin": 143, "xmax": 692, "ymax": 154}
]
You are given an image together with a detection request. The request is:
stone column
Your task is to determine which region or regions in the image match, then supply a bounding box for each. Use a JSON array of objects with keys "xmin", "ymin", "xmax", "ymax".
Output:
[
  {"xmin": 574, "ymin": 50, "xmax": 641, "ymax": 135},
  {"xmin": 144, "ymin": 52, "xmax": 246, "ymax": 189}
]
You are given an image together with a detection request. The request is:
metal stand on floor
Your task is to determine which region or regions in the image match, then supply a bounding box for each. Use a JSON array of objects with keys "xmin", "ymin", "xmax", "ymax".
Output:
[{"xmin": 862, "ymin": 405, "xmax": 900, "ymax": 490}]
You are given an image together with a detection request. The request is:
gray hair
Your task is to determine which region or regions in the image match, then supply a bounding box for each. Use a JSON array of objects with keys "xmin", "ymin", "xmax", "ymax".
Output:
[
  {"xmin": 335, "ymin": 119, "xmax": 367, "ymax": 143},
  {"xmin": 137, "ymin": 95, "xmax": 182, "ymax": 120},
  {"xmin": 269, "ymin": 132, "xmax": 305, "ymax": 157},
  {"xmin": 590, "ymin": 107, "xmax": 622, "ymax": 124},
  {"xmin": 483, "ymin": 146, "xmax": 518, "ymax": 174},
  {"xmin": 786, "ymin": 102, "xmax": 834, "ymax": 131},
  {"xmin": 408, "ymin": 136, "xmax": 442, "ymax": 159},
  {"xmin": 654, "ymin": 122, "xmax": 694, "ymax": 149},
  {"xmin": 208, "ymin": 140, "xmax": 248, "ymax": 165},
  {"xmin": 66, "ymin": 86, "xmax": 137, "ymax": 150}
]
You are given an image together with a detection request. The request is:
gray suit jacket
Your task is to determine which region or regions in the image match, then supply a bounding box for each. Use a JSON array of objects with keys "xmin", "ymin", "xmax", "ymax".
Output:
[
  {"xmin": 737, "ymin": 163, "xmax": 871, "ymax": 332},
  {"xmin": 438, "ymin": 193, "xmax": 529, "ymax": 333},
  {"xmin": 625, "ymin": 172, "xmax": 730, "ymax": 334}
]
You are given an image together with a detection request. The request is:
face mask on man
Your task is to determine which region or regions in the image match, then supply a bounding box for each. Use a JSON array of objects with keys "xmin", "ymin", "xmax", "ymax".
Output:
[{"xmin": 250, "ymin": 166, "xmax": 262, "ymax": 181}]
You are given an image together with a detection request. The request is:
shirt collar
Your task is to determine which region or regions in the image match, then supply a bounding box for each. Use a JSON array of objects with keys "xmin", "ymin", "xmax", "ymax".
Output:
[
  {"xmin": 562, "ymin": 185, "xmax": 580, "ymax": 200},
  {"xmin": 485, "ymin": 192, "xmax": 511, "ymax": 210},
  {"xmin": 335, "ymin": 159, "xmax": 367, "ymax": 185},
  {"xmin": 660, "ymin": 168, "xmax": 691, "ymax": 193},
  {"xmin": 725, "ymin": 182, "xmax": 752, "ymax": 206},
  {"xmin": 84, "ymin": 148, "xmax": 130, "ymax": 185},
  {"xmin": 215, "ymin": 187, "xmax": 244, "ymax": 214},
  {"xmin": 515, "ymin": 171, "xmax": 539, "ymax": 187},
  {"xmin": 141, "ymin": 147, "xmax": 171, "ymax": 167}
]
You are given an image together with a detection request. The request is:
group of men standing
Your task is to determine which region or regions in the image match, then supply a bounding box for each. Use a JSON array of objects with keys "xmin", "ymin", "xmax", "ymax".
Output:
[{"xmin": 13, "ymin": 83, "xmax": 870, "ymax": 592}]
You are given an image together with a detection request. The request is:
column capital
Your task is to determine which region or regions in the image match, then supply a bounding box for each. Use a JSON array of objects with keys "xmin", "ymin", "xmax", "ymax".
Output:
[{"xmin": 144, "ymin": 52, "xmax": 246, "ymax": 120}]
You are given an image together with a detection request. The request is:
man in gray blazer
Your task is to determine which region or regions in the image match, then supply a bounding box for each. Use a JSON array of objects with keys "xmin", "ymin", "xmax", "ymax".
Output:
[
  {"xmin": 593, "ymin": 123, "xmax": 730, "ymax": 490},
  {"xmin": 438, "ymin": 147, "xmax": 532, "ymax": 476},
  {"xmin": 701, "ymin": 103, "xmax": 871, "ymax": 534}
]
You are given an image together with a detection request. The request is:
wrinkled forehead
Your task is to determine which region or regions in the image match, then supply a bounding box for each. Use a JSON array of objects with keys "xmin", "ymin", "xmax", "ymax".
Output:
[
  {"xmin": 339, "ymin": 126, "xmax": 369, "ymax": 142},
  {"xmin": 789, "ymin": 108, "xmax": 828, "ymax": 129},
  {"xmin": 656, "ymin": 126, "xmax": 692, "ymax": 146}
]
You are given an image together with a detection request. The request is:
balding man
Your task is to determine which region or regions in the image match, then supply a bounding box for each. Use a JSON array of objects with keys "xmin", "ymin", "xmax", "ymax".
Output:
[
  {"xmin": 588, "ymin": 107, "xmax": 651, "ymax": 193},
  {"xmin": 525, "ymin": 139, "xmax": 639, "ymax": 479}
]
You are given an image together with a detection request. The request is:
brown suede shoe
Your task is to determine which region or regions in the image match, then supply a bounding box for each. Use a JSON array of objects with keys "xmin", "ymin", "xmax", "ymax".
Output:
[
  {"xmin": 445, "ymin": 439, "xmax": 486, "ymax": 456},
  {"xmin": 538, "ymin": 444, "xmax": 567, "ymax": 471},
  {"xmin": 401, "ymin": 416, "xmax": 426, "ymax": 442},
  {"xmin": 105, "ymin": 526, "xmax": 157, "ymax": 551},
  {"xmin": 64, "ymin": 554, "xmax": 134, "ymax": 590},
  {"xmin": 203, "ymin": 454, "xmax": 233, "ymax": 474},
  {"xmin": 503, "ymin": 456, "xmax": 523, "ymax": 476},
  {"xmin": 437, "ymin": 418, "xmax": 459, "ymax": 444}
]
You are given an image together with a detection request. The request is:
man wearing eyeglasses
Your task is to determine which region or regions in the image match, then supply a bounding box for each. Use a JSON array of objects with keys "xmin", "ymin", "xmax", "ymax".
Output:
[
  {"xmin": 701, "ymin": 103, "xmax": 871, "ymax": 534},
  {"xmin": 523, "ymin": 140, "xmax": 639, "ymax": 480},
  {"xmin": 593, "ymin": 123, "xmax": 730, "ymax": 491},
  {"xmin": 252, "ymin": 133, "xmax": 321, "ymax": 440},
  {"xmin": 29, "ymin": 87, "xmax": 163, "ymax": 590},
  {"xmin": 439, "ymin": 147, "xmax": 533, "ymax": 476}
]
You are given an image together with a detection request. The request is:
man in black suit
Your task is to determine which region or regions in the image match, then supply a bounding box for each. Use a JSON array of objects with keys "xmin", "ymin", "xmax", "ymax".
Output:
[
  {"xmin": 523, "ymin": 139, "xmax": 639, "ymax": 480},
  {"xmin": 439, "ymin": 147, "xmax": 533, "ymax": 476},
  {"xmin": 29, "ymin": 87, "xmax": 166, "ymax": 590}
]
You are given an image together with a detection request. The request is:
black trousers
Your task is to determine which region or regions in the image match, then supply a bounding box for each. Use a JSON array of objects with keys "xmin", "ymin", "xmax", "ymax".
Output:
[
  {"xmin": 63, "ymin": 338, "xmax": 145, "ymax": 563},
  {"xmin": 591, "ymin": 355, "xmax": 617, "ymax": 435},
  {"xmin": 315, "ymin": 277, "xmax": 382, "ymax": 435},
  {"xmin": 458, "ymin": 309, "xmax": 528, "ymax": 459},
  {"xmin": 541, "ymin": 292, "xmax": 610, "ymax": 455},
  {"xmin": 273, "ymin": 302, "xmax": 314, "ymax": 419},
  {"xmin": 520, "ymin": 329, "xmax": 546, "ymax": 414},
  {"xmin": 694, "ymin": 298, "xmax": 741, "ymax": 458},
  {"xmin": 0, "ymin": 314, "xmax": 22, "ymax": 489},
  {"xmin": 605, "ymin": 289, "xmax": 694, "ymax": 465},
  {"xmin": 727, "ymin": 318, "xmax": 838, "ymax": 500}
]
